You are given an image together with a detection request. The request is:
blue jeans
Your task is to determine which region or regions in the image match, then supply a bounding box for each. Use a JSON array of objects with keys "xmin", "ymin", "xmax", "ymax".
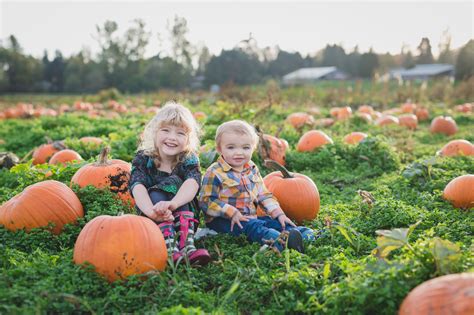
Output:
[{"xmin": 206, "ymin": 216, "xmax": 316, "ymax": 251}]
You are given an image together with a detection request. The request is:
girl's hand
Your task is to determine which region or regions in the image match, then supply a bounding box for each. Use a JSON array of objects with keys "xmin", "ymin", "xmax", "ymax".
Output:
[
  {"xmin": 277, "ymin": 214, "xmax": 297, "ymax": 230},
  {"xmin": 153, "ymin": 200, "xmax": 178, "ymax": 213},
  {"xmin": 230, "ymin": 211, "xmax": 249, "ymax": 231},
  {"xmin": 151, "ymin": 208, "xmax": 174, "ymax": 222}
]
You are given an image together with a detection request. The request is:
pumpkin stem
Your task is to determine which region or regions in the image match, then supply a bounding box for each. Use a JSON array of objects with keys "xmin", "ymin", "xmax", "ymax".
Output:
[
  {"xmin": 97, "ymin": 146, "xmax": 111, "ymax": 165},
  {"xmin": 264, "ymin": 159, "xmax": 293, "ymax": 178}
]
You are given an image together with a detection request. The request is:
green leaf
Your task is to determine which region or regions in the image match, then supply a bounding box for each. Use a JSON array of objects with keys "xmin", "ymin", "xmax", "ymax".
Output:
[
  {"xmin": 374, "ymin": 221, "xmax": 421, "ymax": 258},
  {"xmin": 430, "ymin": 237, "xmax": 462, "ymax": 275},
  {"xmin": 334, "ymin": 224, "xmax": 355, "ymax": 247},
  {"xmin": 323, "ymin": 263, "xmax": 331, "ymax": 280}
]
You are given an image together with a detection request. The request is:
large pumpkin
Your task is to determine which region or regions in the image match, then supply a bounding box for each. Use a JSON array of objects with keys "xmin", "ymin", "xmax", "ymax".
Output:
[
  {"xmin": 70, "ymin": 147, "xmax": 134, "ymax": 207},
  {"xmin": 73, "ymin": 214, "xmax": 168, "ymax": 282},
  {"xmin": 297, "ymin": 130, "xmax": 333, "ymax": 152},
  {"xmin": 0, "ymin": 180, "xmax": 84, "ymax": 234},
  {"xmin": 438, "ymin": 140, "xmax": 474, "ymax": 157},
  {"xmin": 258, "ymin": 133, "xmax": 288, "ymax": 166},
  {"xmin": 49, "ymin": 149, "xmax": 83, "ymax": 166},
  {"xmin": 399, "ymin": 273, "xmax": 474, "ymax": 315},
  {"xmin": 430, "ymin": 116, "xmax": 458, "ymax": 136},
  {"xmin": 263, "ymin": 160, "xmax": 320, "ymax": 224},
  {"xmin": 32, "ymin": 140, "xmax": 66, "ymax": 164},
  {"xmin": 443, "ymin": 174, "xmax": 474, "ymax": 209}
]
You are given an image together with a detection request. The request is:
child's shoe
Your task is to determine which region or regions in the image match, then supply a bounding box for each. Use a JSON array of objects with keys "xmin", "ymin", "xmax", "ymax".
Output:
[
  {"xmin": 172, "ymin": 251, "xmax": 183, "ymax": 264},
  {"xmin": 287, "ymin": 229, "xmax": 304, "ymax": 253},
  {"xmin": 187, "ymin": 249, "xmax": 211, "ymax": 266}
]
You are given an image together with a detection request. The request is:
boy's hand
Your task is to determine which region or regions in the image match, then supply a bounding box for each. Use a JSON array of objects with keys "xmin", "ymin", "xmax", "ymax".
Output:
[
  {"xmin": 230, "ymin": 211, "xmax": 249, "ymax": 231},
  {"xmin": 277, "ymin": 214, "xmax": 297, "ymax": 230}
]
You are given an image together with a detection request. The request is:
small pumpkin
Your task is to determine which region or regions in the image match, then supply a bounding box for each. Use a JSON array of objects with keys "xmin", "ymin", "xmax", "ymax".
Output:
[
  {"xmin": 286, "ymin": 112, "xmax": 314, "ymax": 129},
  {"xmin": 336, "ymin": 106, "xmax": 352, "ymax": 120},
  {"xmin": 400, "ymin": 102, "xmax": 417, "ymax": 113},
  {"xmin": 415, "ymin": 107, "xmax": 430, "ymax": 121},
  {"xmin": 0, "ymin": 180, "xmax": 84, "ymax": 234},
  {"xmin": 398, "ymin": 114, "xmax": 418, "ymax": 130},
  {"xmin": 49, "ymin": 149, "xmax": 83, "ymax": 166},
  {"xmin": 399, "ymin": 273, "xmax": 474, "ymax": 315},
  {"xmin": 430, "ymin": 116, "xmax": 458, "ymax": 136},
  {"xmin": 344, "ymin": 132, "xmax": 368, "ymax": 145},
  {"xmin": 79, "ymin": 136, "xmax": 104, "ymax": 145},
  {"xmin": 263, "ymin": 160, "xmax": 320, "ymax": 224},
  {"xmin": 438, "ymin": 140, "xmax": 474, "ymax": 157},
  {"xmin": 73, "ymin": 214, "xmax": 168, "ymax": 282},
  {"xmin": 297, "ymin": 130, "xmax": 333, "ymax": 152},
  {"xmin": 443, "ymin": 174, "xmax": 474, "ymax": 209},
  {"xmin": 70, "ymin": 147, "xmax": 134, "ymax": 207},
  {"xmin": 357, "ymin": 105, "xmax": 374, "ymax": 115},
  {"xmin": 375, "ymin": 115, "xmax": 399, "ymax": 127},
  {"xmin": 32, "ymin": 140, "xmax": 66, "ymax": 165},
  {"xmin": 193, "ymin": 111, "xmax": 207, "ymax": 121},
  {"xmin": 356, "ymin": 112, "xmax": 373, "ymax": 123}
]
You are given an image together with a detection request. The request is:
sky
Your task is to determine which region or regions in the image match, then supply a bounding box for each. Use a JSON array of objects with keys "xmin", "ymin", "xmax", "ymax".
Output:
[{"xmin": 1, "ymin": 0, "xmax": 473, "ymax": 59}]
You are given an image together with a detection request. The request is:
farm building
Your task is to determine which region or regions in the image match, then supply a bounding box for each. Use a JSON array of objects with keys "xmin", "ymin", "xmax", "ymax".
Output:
[
  {"xmin": 388, "ymin": 64, "xmax": 455, "ymax": 81},
  {"xmin": 282, "ymin": 67, "xmax": 349, "ymax": 85}
]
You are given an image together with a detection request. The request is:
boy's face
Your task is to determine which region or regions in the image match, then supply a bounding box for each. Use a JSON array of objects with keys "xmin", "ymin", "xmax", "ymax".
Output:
[{"xmin": 217, "ymin": 131, "xmax": 254, "ymax": 171}]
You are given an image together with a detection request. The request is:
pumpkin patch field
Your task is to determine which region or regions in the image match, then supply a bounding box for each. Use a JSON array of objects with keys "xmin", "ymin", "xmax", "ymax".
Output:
[{"xmin": 0, "ymin": 84, "xmax": 473, "ymax": 314}]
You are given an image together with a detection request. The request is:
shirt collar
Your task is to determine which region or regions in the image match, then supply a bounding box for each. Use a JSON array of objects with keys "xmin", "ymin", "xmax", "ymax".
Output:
[{"xmin": 217, "ymin": 156, "xmax": 255, "ymax": 173}]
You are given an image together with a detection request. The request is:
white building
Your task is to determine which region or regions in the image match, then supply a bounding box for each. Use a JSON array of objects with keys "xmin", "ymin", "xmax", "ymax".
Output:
[
  {"xmin": 388, "ymin": 64, "xmax": 455, "ymax": 81},
  {"xmin": 282, "ymin": 67, "xmax": 349, "ymax": 85}
]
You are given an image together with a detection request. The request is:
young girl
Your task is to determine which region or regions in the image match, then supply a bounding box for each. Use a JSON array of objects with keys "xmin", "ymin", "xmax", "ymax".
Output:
[{"xmin": 129, "ymin": 101, "xmax": 211, "ymax": 266}]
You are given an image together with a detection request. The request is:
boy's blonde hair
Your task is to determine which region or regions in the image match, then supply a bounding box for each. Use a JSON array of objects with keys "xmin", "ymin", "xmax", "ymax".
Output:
[
  {"xmin": 140, "ymin": 101, "xmax": 200, "ymax": 162},
  {"xmin": 215, "ymin": 120, "xmax": 259, "ymax": 149}
]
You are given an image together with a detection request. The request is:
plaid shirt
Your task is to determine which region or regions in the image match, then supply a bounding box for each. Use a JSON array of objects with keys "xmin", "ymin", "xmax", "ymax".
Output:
[{"xmin": 199, "ymin": 156, "xmax": 284, "ymax": 221}]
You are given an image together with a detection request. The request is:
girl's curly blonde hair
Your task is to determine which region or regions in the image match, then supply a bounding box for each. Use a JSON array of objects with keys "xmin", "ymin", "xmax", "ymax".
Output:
[{"xmin": 139, "ymin": 101, "xmax": 200, "ymax": 166}]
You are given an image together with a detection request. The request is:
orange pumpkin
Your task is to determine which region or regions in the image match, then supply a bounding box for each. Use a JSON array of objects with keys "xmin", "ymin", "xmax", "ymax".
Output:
[
  {"xmin": 70, "ymin": 147, "xmax": 134, "ymax": 207},
  {"xmin": 193, "ymin": 111, "xmax": 207, "ymax": 121},
  {"xmin": 400, "ymin": 102, "xmax": 417, "ymax": 113},
  {"xmin": 399, "ymin": 273, "xmax": 474, "ymax": 315},
  {"xmin": 415, "ymin": 107, "xmax": 430, "ymax": 121},
  {"xmin": 263, "ymin": 160, "xmax": 320, "ymax": 224},
  {"xmin": 258, "ymin": 133, "xmax": 288, "ymax": 166},
  {"xmin": 73, "ymin": 214, "xmax": 167, "ymax": 282},
  {"xmin": 79, "ymin": 136, "xmax": 104, "ymax": 145},
  {"xmin": 314, "ymin": 118, "xmax": 335, "ymax": 128},
  {"xmin": 430, "ymin": 116, "xmax": 458, "ymax": 136},
  {"xmin": 49, "ymin": 149, "xmax": 83, "ymax": 166},
  {"xmin": 297, "ymin": 130, "xmax": 333, "ymax": 152},
  {"xmin": 32, "ymin": 140, "xmax": 66, "ymax": 165},
  {"xmin": 336, "ymin": 106, "xmax": 352, "ymax": 120},
  {"xmin": 358, "ymin": 105, "xmax": 374, "ymax": 115},
  {"xmin": 344, "ymin": 132, "xmax": 368, "ymax": 145},
  {"xmin": 329, "ymin": 107, "xmax": 340, "ymax": 117},
  {"xmin": 454, "ymin": 103, "xmax": 472, "ymax": 113},
  {"xmin": 398, "ymin": 114, "xmax": 418, "ymax": 130},
  {"xmin": 0, "ymin": 180, "xmax": 84, "ymax": 234},
  {"xmin": 286, "ymin": 112, "xmax": 314, "ymax": 129},
  {"xmin": 443, "ymin": 174, "xmax": 474, "ymax": 209},
  {"xmin": 375, "ymin": 115, "xmax": 399, "ymax": 127},
  {"xmin": 438, "ymin": 140, "xmax": 474, "ymax": 157}
]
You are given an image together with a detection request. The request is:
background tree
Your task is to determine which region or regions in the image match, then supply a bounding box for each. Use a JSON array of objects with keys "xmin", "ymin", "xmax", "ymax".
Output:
[
  {"xmin": 455, "ymin": 39, "xmax": 474, "ymax": 81},
  {"xmin": 438, "ymin": 29, "xmax": 455, "ymax": 64},
  {"xmin": 358, "ymin": 49, "xmax": 379, "ymax": 78},
  {"xmin": 416, "ymin": 37, "xmax": 434, "ymax": 64},
  {"xmin": 267, "ymin": 49, "xmax": 305, "ymax": 77}
]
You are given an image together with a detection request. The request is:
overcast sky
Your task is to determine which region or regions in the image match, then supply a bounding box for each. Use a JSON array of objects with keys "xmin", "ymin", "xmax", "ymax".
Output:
[{"xmin": 1, "ymin": 0, "xmax": 473, "ymax": 59}]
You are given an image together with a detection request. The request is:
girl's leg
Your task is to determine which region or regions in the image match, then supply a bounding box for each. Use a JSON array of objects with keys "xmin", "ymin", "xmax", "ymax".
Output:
[{"xmin": 148, "ymin": 190, "xmax": 181, "ymax": 260}]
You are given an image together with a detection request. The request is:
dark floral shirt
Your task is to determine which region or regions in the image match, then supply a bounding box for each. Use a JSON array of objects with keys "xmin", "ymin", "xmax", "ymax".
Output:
[{"xmin": 129, "ymin": 150, "xmax": 201, "ymax": 196}]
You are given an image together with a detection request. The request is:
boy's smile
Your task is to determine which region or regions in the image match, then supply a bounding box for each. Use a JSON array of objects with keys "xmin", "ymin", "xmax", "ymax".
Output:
[{"xmin": 217, "ymin": 132, "xmax": 255, "ymax": 171}]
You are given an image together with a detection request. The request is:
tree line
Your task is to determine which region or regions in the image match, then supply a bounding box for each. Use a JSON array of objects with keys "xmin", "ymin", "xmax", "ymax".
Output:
[{"xmin": 0, "ymin": 17, "xmax": 473, "ymax": 94}]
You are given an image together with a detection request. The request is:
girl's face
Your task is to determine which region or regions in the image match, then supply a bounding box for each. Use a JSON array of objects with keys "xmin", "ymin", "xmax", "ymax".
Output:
[
  {"xmin": 217, "ymin": 131, "xmax": 254, "ymax": 171},
  {"xmin": 155, "ymin": 124, "xmax": 189, "ymax": 160}
]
